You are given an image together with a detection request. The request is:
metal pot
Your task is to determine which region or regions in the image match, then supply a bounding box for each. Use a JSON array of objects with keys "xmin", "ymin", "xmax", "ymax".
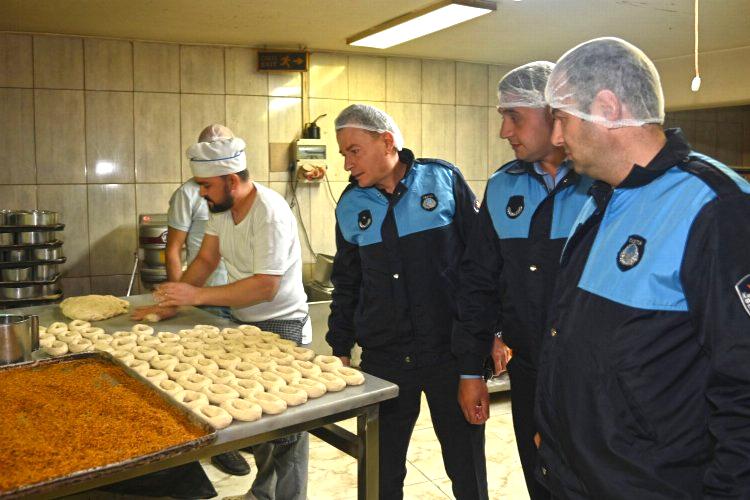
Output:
[
  {"xmin": 0, "ymin": 314, "xmax": 39, "ymax": 365},
  {"xmin": 0, "ymin": 232, "xmax": 12, "ymax": 245},
  {"xmin": 16, "ymin": 231, "xmax": 55, "ymax": 244},
  {"xmin": 11, "ymin": 210, "xmax": 58, "ymax": 226},
  {"xmin": 143, "ymin": 248, "xmax": 166, "ymax": 267},
  {"xmin": 32, "ymin": 246, "xmax": 63, "ymax": 260},
  {"xmin": 34, "ymin": 264, "xmax": 58, "ymax": 280},
  {"xmin": 312, "ymin": 253, "xmax": 335, "ymax": 288},
  {"xmin": 40, "ymin": 283, "xmax": 59, "ymax": 296},
  {"xmin": 0, "ymin": 210, "xmax": 11, "ymax": 225},
  {"xmin": 5, "ymin": 249, "xmax": 27, "ymax": 262},
  {"xmin": 2, "ymin": 267, "xmax": 32, "ymax": 282},
  {"xmin": 1, "ymin": 285, "xmax": 38, "ymax": 299}
]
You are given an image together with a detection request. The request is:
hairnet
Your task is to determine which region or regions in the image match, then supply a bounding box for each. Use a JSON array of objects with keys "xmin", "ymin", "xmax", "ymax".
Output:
[
  {"xmin": 497, "ymin": 61, "xmax": 555, "ymax": 109},
  {"xmin": 198, "ymin": 124, "xmax": 234, "ymax": 142},
  {"xmin": 334, "ymin": 104, "xmax": 404, "ymax": 151},
  {"xmin": 545, "ymin": 37, "xmax": 664, "ymax": 128}
]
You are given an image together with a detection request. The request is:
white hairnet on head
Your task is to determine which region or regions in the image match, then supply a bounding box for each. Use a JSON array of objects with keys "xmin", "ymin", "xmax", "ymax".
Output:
[
  {"xmin": 198, "ymin": 123, "xmax": 234, "ymax": 142},
  {"xmin": 497, "ymin": 61, "xmax": 555, "ymax": 109},
  {"xmin": 545, "ymin": 37, "xmax": 664, "ymax": 128},
  {"xmin": 335, "ymin": 104, "xmax": 404, "ymax": 151}
]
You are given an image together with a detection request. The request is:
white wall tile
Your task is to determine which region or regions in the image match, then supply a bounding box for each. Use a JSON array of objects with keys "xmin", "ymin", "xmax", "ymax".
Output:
[
  {"xmin": 310, "ymin": 53, "xmax": 348, "ymax": 99},
  {"xmin": 181, "ymin": 45, "xmax": 225, "ymax": 94},
  {"xmin": 386, "ymin": 57, "xmax": 421, "ymax": 103},
  {"xmin": 134, "ymin": 42, "xmax": 179, "ymax": 92},
  {"xmin": 421, "ymin": 104, "xmax": 455, "ymax": 163},
  {"xmin": 33, "ymin": 36, "xmax": 83, "ymax": 89},
  {"xmin": 85, "ymin": 91, "xmax": 134, "ymax": 183},
  {"xmin": 225, "ymin": 47, "xmax": 267, "ymax": 96},
  {"xmin": 84, "ymin": 38, "xmax": 133, "ymax": 91},
  {"xmin": 456, "ymin": 62, "xmax": 487, "ymax": 106},
  {"xmin": 456, "ymin": 105, "xmax": 488, "ymax": 181},
  {"xmin": 135, "ymin": 92, "xmax": 181, "ymax": 183},
  {"xmin": 34, "ymin": 90, "xmax": 86, "ymax": 184},
  {"xmin": 422, "ymin": 60, "xmax": 455, "ymax": 105},
  {"xmin": 348, "ymin": 55, "xmax": 385, "ymax": 102},
  {"xmin": 0, "ymin": 89, "xmax": 35, "ymax": 184}
]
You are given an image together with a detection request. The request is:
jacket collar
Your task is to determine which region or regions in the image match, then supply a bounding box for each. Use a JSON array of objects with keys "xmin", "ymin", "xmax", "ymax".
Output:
[{"xmin": 617, "ymin": 128, "xmax": 692, "ymax": 189}]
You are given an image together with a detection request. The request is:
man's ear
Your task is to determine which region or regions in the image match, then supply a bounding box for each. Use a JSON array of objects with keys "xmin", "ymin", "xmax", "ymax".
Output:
[
  {"xmin": 591, "ymin": 89, "xmax": 623, "ymax": 123},
  {"xmin": 382, "ymin": 131, "xmax": 396, "ymax": 155},
  {"xmin": 226, "ymin": 173, "xmax": 240, "ymax": 190}
]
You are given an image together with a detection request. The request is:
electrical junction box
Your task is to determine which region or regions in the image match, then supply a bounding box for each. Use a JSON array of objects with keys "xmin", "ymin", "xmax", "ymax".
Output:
[{"xmin": 294, "ymin": 138, "xmax": 327, "ymax": 182}]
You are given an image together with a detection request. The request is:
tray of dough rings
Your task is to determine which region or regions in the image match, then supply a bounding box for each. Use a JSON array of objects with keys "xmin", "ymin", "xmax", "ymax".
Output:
[{"xmin": 0, "ymin": 352, "xmax": 217, "ymax": 499}]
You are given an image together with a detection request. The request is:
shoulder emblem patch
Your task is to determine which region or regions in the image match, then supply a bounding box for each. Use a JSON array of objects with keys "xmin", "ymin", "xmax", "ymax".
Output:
[
  {"xmin": 421, "ymin": 193, "xmax": 438, "ymax": 211},
  {"xmin": 358, "ymin": 209, "xmax": 372, "ymax": 230},
  {"xmin": 735, "ymin": 274, "xmax": 750, "ymax": 318},
  {"xmin": 617, "ymin": 235, "xmax": 646, "ymax": 271},
  {"xmin": 506, "ymin": 195, "xmax": 524, "ymax": 218}
]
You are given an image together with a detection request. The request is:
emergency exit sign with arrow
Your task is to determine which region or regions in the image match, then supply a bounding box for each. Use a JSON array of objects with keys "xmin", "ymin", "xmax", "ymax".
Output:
[{"xmin": 258, "ymin": 51, "xmax": 309, "ymax": 72}]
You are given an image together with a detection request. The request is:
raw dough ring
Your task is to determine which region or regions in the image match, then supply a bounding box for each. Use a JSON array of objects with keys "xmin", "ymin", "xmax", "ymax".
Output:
[
  {"xmin": 146, "ymin": 369, "xmax": 169, "ymax": 385},
  {"xmin": 78, "ymin": 327, "xmax": 105, "ymax": 340},
  {"xmin": 238, "ymin": 324, "xmax": 261, "ymax": 335},
  {"xmin": 93, "ymin": 341, "xmax": 115, "ymax": 354},
  {"xmin": 292, "ymin": 378, "xmax": 327, "ymax": 398},
  {"xmin": 259, "ymin": 331, "xmax": 280, "ymax": 341},
  {"xmin": 57, "ymin": 331, "xmax": 82, "ymax": 344},
  {"xmin": 202, "ymin": 345, "xmax": 226, "ymax": 359},
  {"xmin": 221, "ymin": 328, "xmax": 244, "ymax": 340},
  {"xmin": 89, "ymin": 332, "xmax": 112, "ymax": 344},
  {"xmin": 167, "ymin": 362, "xmax": 197, "ymax": 380},
  {"xmin": 270, "ymin": 366, "xmax": 302, "ymax": 385},
  {"xmin": 150, "ymin": 354, "xmax": 179, "ymax": 372},
  {"xmin": 207, "ymin": 369, "xmax": 236, "ymax": 385},
  {"xmin": 221, "ymin": 398, "xmax": 262, "ymax": 422},
  {"xmin": 47, "ymin": 322, "xmax": 69, "ymax": 335},
  {"xmin": 158, "ymin": 379, "xmax": 185, "ymax": 399},
  {"xmin": 291, "ymin": 360, "xmax": 322, "ymax": 378},
  {"xmin": 112, "ymin": 331, "xmax": 138, "ymax": 342},
  {"xmin": 45, "ymin": 340, "xmax": 69, "ymax": 356},
  {"xmin": 336, "ymin": 367, "xmax": 365, "ymax": 386},
  {"xmin": 242, "ymin": 353, "xmax": 277, "ymax": 371},
  {"xmin": 179, "ymin": 373, "xmax": 212, "ymax": 391},
  {"xmin": 314, "ymin": 355, "xmax": 344, "ymax": 372},
  {"xmin": 252, "ymin": 371, "xmax": 286, "ymax": 392},
  {"xmin": 68, "ymin": 338, "xmax": 93, "ymax": 353},
  {"xmin": 194, "ymin": 404, "xmax": 233, "ymax": 429},
  {"xmin": 112, "ymin": 349, "xmax": 135, "ymax": 364},
  {"xmin": 201, "ymin": 331, "xmax": 224, "ymax": 344},
  {"xmin": 249, "ymin": 392, "xmax": 287, "ymax": 415},
  {"xmin": 177, "ymin": 348, "xmax": 204, "ymax": 363},
  {"xmin": 270, "ymin": 386, "xmax": 308, "ymax": 406},
  {"xmin": 126, "ymin": 359, "xmax": 150, "ymax": 376},
  {"xmin": 254, "ymin": 342, "xmax": 280, "ymax": 354},
  {"xmin": 39, "ymin": 332, "xmax": 56, "ymax": 348},
  {"xmin": 273, "ymin": 338, "xmax": 297, "ymax": 352},
  {"xmin": 111, "ymin": 338, "xmax": 136, "ymax": 350},
  {"xmin": 68, "ymin": 320, "xmax": 91, "ymax": 331},
  {"xmin": 230, "ymin": 378, "xmax": 265, "ymax": 398},
  {"xmin": 215, "ymin": 353, "xmax": 241, "ymax": 370},
  {"xmin": 291, "ymin": 347, "xmax": 315, "ymax": 361},
  {"xmin": 132, "ymin": 346, "xmax": 158, "ymax": 362},
  {"xmin": 155, "ymin": 342, "xmax": 183, "ymax": 356},
  {"xmin": 137, "ymin": 335, "xmax": 161, "ymax": 348},
  {"xmin": 194, "ymin": 324, "xmax": 220, "ymax": 334},
  {"xmin": 268, "ymin": 351, "xmax": 294, "ymax": 366},
  {"xmin": 314, "ymin": 372, "xmax": 347, "ymax": 392},
  {"xmin": 178, "ymin": 329, "xmax": 202, "ymax": 339},
  {"xmin": 157, "ymin": 331, "xmax": 180, "ymax": 342},
  {"xmin": 180, "ymin": 339, "xmax": 204, "ymax": 350},
  {"xmin": 232, "ymin": 361, "xmax": 260, "ymax": 379},
  {"xmin": 203, "ymin": 383, "xmax": 240, "ymax": 404},
  {"xmin": 192, "ymin": 357, "xmax": 220, "ymax": 374},
  {"xmin": 178, "ymin": 390, "xmax": 210, "ymax": 410},
  {"xmin": 132, "ymin": 324, "xmax": 154, "ymax": 336}
]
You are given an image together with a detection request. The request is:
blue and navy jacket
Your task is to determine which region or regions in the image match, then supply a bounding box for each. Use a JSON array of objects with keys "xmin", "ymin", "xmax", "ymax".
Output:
[
  {"xmin": 326, "ymin": 148, "xmax": 477, "ymax": 366},
  {"xmin": 452, "ymin": 159, "xmax": 593, "ymax": 374},
  {"xmin": 535, "ymin": 130, "xmax": 750, "ymax": 499}
]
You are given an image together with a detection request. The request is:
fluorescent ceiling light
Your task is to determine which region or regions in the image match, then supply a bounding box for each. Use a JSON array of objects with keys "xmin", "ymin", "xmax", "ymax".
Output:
[{"xmin": 347, "ymin": 0, "xmax": 497, "ymax": 49}]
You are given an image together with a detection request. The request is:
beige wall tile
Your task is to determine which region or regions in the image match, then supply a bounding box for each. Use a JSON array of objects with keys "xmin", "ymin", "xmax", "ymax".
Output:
[
  {"xmin": 134, "ymin": 92, "xmax": 181, "ymax": 183},
  {"xmin": 0, "ymin": 185, "xmax": 36, "ymax": 210},
  {"xmin": 717, "ymin": 122, "xmax": 743, "ymax": 166},
  {"xmin": 33, "ymin": 36, "xmax": 83, "ymax": 89},
  {"xmin": 488, "ymin": 64, "xmax": 514, "ymax": 106},
  {"xmin": 88, "ymin": 184, "xmax": 136, "ymax": 275},
  {"xmin": 309, "ymin": 98, "xmax": 349, "ymax": 181},
  {"xmin": 226, "ymin": 95, "xmax": 269, "ymax": 182},
  {"xmin": 457, "ymin": 62, "xmax": 488, "ymax": 106},
  {"xmin": 467, "ymin": 179, "xmax": 487, "ymax": 202},
  {"xmin": 456, "ymin": 105, "xmax": 488, "ymax": 181},
  {"xmin": 270, "ymin": 182, "xmax": 314, "ymax": 264},
  {"xmin": 386, "ymin": 57, "xmax": 421, "ymax": 103},
  {"xmin": 134, "ymin": 42, "xmax": 179, "ymax": 92},
  {"xmin": 488, "ymin": 107, "xmax": 515, "ymax": 173},
  {"xmin": 348, "ymin": 56, "xmax": 385, "ymax": 101},
  {"xmin": 37, "ymin": 184, "xmax": 89, "ymax": 277},
  {"xmin": 136, "ymin": 183, "xmax": 180, "ymax": 216},
  {"xmin": 0, "ymin": 34, "xmax": 33, "ymax": 87},
  {"xmin": 225, "ymin": 47, "xmax": 267, "ymax": 96},
  {"xmin": 310, "ymin": 53, "xmax": 348, "ymax": 99},
  {"xmin": 85, "ymin": 91, "xmax": 134, "ymax": 183},
  {"xmin": 181, "ymin": 45, "xmax": 224, "ymax": 94},
  {"xmin": 180, "ymin": 94, "xmax": 226, "ymax": 180},
  {"xmin": 91, "ymin": 275, "xmax": 133, "ymax": 296},
  {"xmin": 269, "ymin": 72, "xmax": 301, "ymax": 97},
  {"xmin": 268, "ymin": 97, "xmax": 301, "ymax": 172},
  {"xmin": 34, "ymin": 90, "xmax": 86, "ymax": 184},
  {"xmin": 422, "ymin": 60, "xmax": 455, "ymax": 105},
  {"xmin": 0, "ymin": 89, "xmax": 35, "ymax": 184},
  {"xmin": 310, "ymin": 181, "xmax": 347, "ymax": 258},
  {"xmin": 84, "ymin": 39, "xmax": 133, "ymax": 91},
  {"xmin": 421, "ymin": 104, "xmax": 455, "ymax": 163},
  {"xmin": 385, "ymin": 102, "xmax": 422, "ymax": 157},
  {"xmin": 61, "ymin": 277, "xmax": 91, "ymax": 297}
]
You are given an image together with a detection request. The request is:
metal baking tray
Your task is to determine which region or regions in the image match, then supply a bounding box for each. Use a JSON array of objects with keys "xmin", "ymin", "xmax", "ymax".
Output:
[
  {"xmin": 0, "ymin": 257, "xmax": 67, "ymax": 270},
  {"xmin": 0, "ymin": 223, "xmax": 65, "ymax": 232},
  {"xmin": 0, "ymin": 351, "xmax": 218, "ymax": 499},
  {"xmin": 0, "ymin": 273, "xmax": 61, "ymax": 286}
]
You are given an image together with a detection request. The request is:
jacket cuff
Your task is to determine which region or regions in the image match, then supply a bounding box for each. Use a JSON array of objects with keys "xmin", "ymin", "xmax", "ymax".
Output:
[
  {"xmin": 331, "ymin": 344, "xmax": 353, "ymax": 358},
  {"xmin": 457, "ymin": 354, "xmax": 485, "ymax": 376}
]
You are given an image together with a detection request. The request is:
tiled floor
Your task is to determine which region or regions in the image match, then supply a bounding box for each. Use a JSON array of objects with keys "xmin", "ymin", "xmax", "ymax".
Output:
[{"xmin": 206, "ymin": 392, "xmax": 529, "ymax": 500}]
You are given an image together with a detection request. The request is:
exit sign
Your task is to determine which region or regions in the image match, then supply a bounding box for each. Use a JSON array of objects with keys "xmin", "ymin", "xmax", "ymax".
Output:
[{"xmin": 258, "ymin": 51, "xmax": 309, "ymax": 72}]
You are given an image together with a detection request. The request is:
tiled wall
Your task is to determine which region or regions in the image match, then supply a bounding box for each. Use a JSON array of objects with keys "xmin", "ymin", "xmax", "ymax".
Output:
[{"xmin": 0, "ymin": 33, "xmax": 516, "ymax": 297}]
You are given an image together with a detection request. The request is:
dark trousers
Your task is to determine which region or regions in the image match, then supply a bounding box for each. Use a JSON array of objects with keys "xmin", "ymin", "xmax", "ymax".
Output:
[
  {"xmin": 361, "ymin": 356, "xmax": 488, "ymax": 500},
  {"xmin": 507, "ymin": 357, "xmax": 551, "ymax": 500}
]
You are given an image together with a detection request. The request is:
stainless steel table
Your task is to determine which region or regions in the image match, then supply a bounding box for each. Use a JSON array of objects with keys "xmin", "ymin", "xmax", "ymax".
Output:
[{"xmin": 17, "ymin": 295, "xmax": 399, "ymax": 500}]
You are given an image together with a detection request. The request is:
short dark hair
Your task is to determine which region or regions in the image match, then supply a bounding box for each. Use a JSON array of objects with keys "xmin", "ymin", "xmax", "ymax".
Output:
[{"xmin": 222, "ymin": 169, "xmax": 249, "ymax": 182}]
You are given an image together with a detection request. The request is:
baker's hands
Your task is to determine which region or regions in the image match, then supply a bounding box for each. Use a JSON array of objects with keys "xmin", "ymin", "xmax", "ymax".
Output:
[
  {"xmin": 458, "ymin": 378, "xmax": 490, "ymax": 425},
  {"xmin": 153, "ymin": 282, "xmax": 201, "ymax": 308},
  {"xmin": 339, "ymin": 356, "xmax": 351, "ymax": 367},
  {"xmin": 131, "ymin": 304, "xmax": 177, "ymax": 321},
  {"xmin": 492, "ymin": 336, "xmax": 511, "ymax": 375}
]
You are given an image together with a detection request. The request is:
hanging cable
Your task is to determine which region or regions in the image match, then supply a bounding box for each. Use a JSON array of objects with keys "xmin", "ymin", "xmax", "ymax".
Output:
[
  {"xmin": 288, "ymin": 174, "xmax": 318, "ymax": 262},
  {"xmin": 691, "ymin": 0, "xmax": 701, "ymax": 92}
]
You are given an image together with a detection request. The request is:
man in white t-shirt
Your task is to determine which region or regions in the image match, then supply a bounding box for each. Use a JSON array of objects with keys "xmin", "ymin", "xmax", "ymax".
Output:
[{"xmin": 133, "ymin": 127, "xmax": 310, "ymax": 500}]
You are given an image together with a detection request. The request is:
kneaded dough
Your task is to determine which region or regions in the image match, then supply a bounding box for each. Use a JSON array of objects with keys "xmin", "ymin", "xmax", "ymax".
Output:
[{"xmin": 60, "ymin": 295, "xmax": 129, "ymax": 321}]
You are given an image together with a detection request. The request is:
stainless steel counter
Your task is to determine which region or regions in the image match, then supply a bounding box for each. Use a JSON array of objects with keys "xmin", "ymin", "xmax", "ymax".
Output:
[{"xmin": 16, "ymin": 295, "xmax": 399, "ymax": 500}]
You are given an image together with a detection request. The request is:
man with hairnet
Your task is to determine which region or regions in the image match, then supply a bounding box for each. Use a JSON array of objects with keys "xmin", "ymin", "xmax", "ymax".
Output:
[
  {"xmin": 536, "ymin": 37, "xmax": 750, "ymax": 498},
  {"xmin": 451, "ymin": 61, "xmax": 592, "ymax": 500},
  {"xmin": 326, "ymin": 104, "xmax": 488, "ymax": 499},
  {"xmin": 134, "ymin": 128, "xmax": 310, "ymax": 500}
]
